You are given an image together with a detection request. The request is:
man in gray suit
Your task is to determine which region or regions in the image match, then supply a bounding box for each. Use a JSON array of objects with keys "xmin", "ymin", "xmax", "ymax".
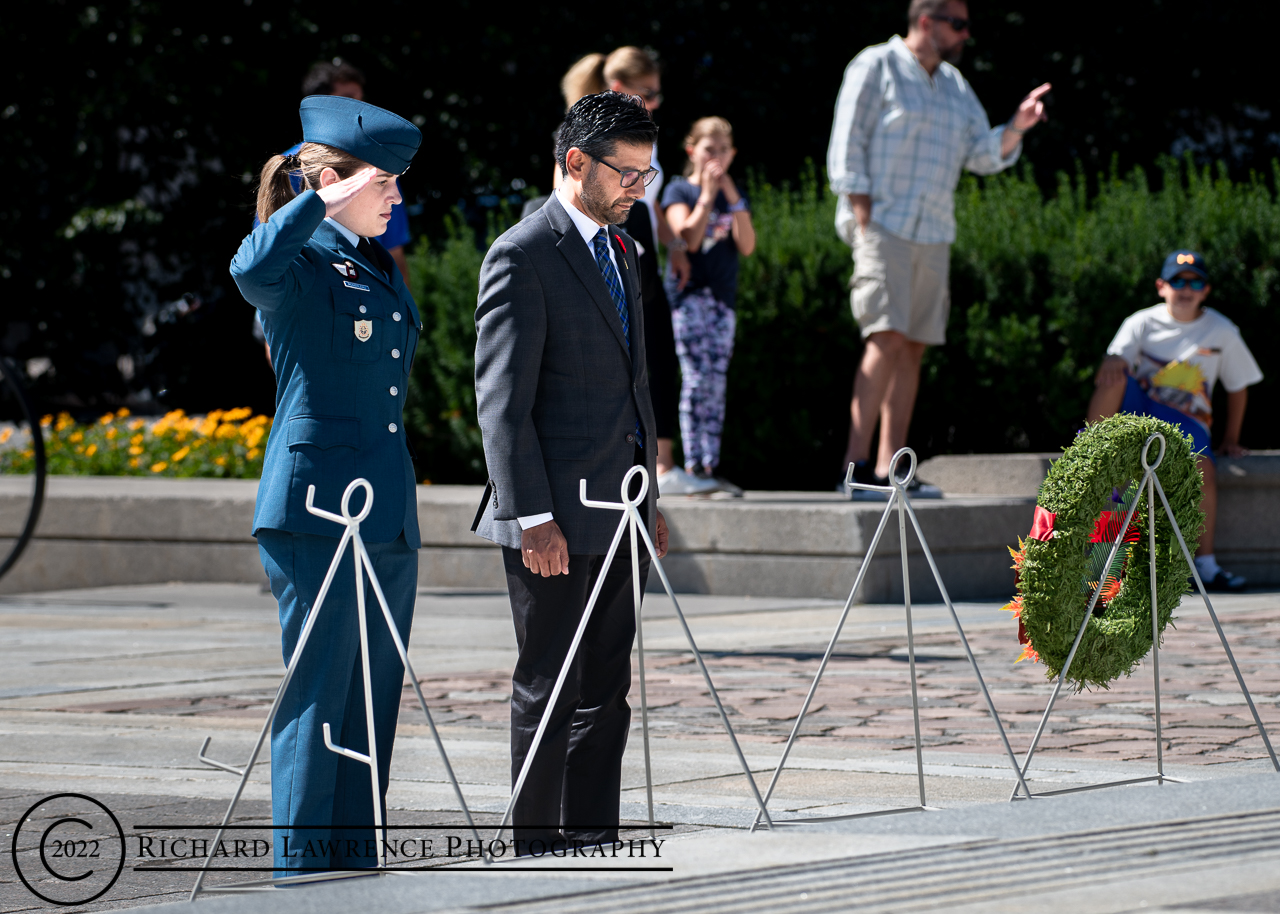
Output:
[{"xmin": 472, "ymin": 92, "xmax": 669, "ymax": 851}]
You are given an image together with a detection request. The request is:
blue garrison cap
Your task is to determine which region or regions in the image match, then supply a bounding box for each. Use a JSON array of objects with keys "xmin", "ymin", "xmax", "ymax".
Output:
[
  {"xmin": 1161, "ymin": 249, "xmax": 1208, "ymax": 281},
  {"xmin": 299, "ymin": 96, "xmax": 422, "ymax": 174}
]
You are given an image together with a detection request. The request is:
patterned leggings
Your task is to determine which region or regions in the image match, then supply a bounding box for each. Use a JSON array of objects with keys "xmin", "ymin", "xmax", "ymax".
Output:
[{"xmin": 670, "ymin": 288, "xmax": 736, "ymax": 472}]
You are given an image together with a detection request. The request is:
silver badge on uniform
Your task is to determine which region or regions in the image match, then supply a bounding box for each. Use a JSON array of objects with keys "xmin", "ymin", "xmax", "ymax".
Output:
[
  {"xmin": 354, "ymin": 320, "xmax": 373, "ymax": 342},
  {"xmin": 331, "ymin": 261, "xmax": 358, "ymax": 279}
]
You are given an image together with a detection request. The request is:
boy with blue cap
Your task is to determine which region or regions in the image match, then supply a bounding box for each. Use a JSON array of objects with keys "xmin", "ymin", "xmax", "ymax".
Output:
[
  {"xmin": 1087, "ymin": 249, "xmax": 1262, "ymax": 592},
  {"xmin": 231, "ymin": 95, "xmax": 423, "ymax": 875}
]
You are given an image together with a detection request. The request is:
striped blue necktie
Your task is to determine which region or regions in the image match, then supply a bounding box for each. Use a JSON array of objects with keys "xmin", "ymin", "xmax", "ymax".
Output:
[{"xmin": 591, "ymin": 228, "xmax": 643, "ymax": 449}]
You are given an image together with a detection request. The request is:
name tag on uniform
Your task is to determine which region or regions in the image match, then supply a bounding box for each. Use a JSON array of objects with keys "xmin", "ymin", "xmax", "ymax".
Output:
[
  {"xmin": 343, "ymin": 280, "xmax": 371, "ymax": 292},
  {"xmin": 354, "ymin": 320, "xmax": 373, "ymax": 342}
]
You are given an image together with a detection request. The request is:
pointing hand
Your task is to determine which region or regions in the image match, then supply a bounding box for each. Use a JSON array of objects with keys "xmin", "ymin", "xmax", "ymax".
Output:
[{"xmin": 1011, "ymin": 83, "xmax": 1051, "ymax": 132}]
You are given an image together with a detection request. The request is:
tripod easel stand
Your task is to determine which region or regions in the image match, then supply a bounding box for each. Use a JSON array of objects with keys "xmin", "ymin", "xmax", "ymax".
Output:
[
  {"xmin": 494, "ymin": 465, "xmax": 775, "ymax": 844},
  {"xmin": 190, "ymin": 479, "xmax": 485, "ymax": 899},
  {"xmin": 750, "ymin": 448, "xmax": 1034, "ymax": 831},
  {"xmin": 1009, "ymin": 432, "xmax": 1280, "ymax": 800}
]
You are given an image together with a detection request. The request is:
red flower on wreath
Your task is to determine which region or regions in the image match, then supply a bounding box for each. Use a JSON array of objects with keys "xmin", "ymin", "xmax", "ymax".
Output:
[{"xmin": 1090, "ymin": 510, "xmax": 1140, "ymax": 545}]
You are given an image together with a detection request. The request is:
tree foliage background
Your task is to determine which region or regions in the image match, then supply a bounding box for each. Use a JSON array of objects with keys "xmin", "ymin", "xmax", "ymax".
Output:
[{"xmin": 7, "ymin": 0, "xmax": 1280, "ymax": 484}]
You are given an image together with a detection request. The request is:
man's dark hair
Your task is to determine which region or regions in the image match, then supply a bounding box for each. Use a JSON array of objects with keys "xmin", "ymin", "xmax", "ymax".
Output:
[
  {"xmin": 907, "ymin": 0, "xmax": 952, "ymax": 27},
  {"xmin": 301, "ymin": 59, "xmax": 366, "ymax": 97},
  {"xmin": 555, "ymin": 91, "xmax": 658, "ymax": 177}
]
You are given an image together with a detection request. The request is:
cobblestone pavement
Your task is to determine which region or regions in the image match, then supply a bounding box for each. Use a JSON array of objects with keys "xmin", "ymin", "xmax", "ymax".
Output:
[
  {"xmin": 51, "ymin": 591, "xmax": 1280, "ymax": 766},
  {"xmin": 3, "ymin": 584, "xmax": 1278, "ymax": 913}
]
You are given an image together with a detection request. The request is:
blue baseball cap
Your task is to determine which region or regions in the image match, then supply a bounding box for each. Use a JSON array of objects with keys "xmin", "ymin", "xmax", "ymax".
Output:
[
  {"xmin": 1161, "ymin": 250, "xmax": 1208, "ymax": 281},
  {"xmin": 299, "ymin": 96, "xmax": 422, "ymax": 174}
]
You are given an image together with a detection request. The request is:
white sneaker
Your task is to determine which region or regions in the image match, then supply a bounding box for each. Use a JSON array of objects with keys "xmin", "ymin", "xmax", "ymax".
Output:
[{"xmin": 658, "ymin": 466, "xmax": 720, "ymax": 495}]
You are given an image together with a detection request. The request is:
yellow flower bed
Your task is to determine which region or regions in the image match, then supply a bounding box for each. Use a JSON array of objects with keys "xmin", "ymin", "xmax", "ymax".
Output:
[{"xmin": 0, "ymin": 408, "xmax": 271, "ymax": 479}]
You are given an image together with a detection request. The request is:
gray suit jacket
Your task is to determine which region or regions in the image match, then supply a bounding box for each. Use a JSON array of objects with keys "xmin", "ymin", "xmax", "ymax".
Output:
[{"xmin": 472, "ymin": 194, "xmax": 659, "ymax": 554}]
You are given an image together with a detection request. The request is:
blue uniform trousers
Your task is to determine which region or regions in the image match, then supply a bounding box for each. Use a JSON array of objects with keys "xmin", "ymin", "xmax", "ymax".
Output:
[{"xmin": 257, "ymin": 529, "xmax": 417, "ymax": 874}]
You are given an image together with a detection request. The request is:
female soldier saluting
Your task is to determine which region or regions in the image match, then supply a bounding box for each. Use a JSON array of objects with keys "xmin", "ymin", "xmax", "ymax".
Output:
[{"xmin": 230, "ymin": 96, "xmax": 422, "ymax": 876}]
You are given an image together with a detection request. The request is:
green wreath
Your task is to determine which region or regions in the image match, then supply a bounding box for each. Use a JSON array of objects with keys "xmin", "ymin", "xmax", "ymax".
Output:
[{"xmin": 1004, "ymin": 414, "xmax": 1203, "ymax": 690}]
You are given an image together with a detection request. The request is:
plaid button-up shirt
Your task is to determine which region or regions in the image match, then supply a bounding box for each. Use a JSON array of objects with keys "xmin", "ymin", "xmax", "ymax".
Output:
[{"xmin": 827, "ymin": 36, "xmax": 1019, "ymax": 245}]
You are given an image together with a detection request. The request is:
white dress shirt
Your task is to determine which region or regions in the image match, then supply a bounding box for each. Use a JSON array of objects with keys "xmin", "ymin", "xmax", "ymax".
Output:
[
  {"xmin": 826, "ymin": 35, "xmax": 1020, "ymax": 245},
  {"xmin": 515, "ymin": 189, "xmax": 622, "ymax": 532}
]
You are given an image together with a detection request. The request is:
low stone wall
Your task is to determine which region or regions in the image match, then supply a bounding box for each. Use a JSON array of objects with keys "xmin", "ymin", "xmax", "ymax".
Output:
[
  {"xmin": 2, "ymin": 452, "xmax": 1276, "ymax": 600},
  {"xmin": 919, "ymin": 451, "xmax": 1280, "ymax": 585}
]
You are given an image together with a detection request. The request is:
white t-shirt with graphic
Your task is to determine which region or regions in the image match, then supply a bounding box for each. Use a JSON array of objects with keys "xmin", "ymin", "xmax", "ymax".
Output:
[{"xmin": 1106, "ymin": 304, "xmax": 1262, "ymax": 430}]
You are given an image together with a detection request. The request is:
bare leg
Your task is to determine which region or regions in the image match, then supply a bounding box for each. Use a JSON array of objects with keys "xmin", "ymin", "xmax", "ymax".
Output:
[
  {"xmin": 1197, "ymin": 456, "xmax": 1217, "ymax": 556},
  {"xmin": 875, "ymin": 340, "xmax": 927, "ymax": 476},
  {"xmin": 1086, "ymin": 379, "xmax": 1126, "ymax": 423},
  {"xmin": 842, "ymin": 331, "xmax": 912, "ymax": 473},
  {"xmin": 656, "ymin": 438, "xmax": 676, "ymax": 476}
]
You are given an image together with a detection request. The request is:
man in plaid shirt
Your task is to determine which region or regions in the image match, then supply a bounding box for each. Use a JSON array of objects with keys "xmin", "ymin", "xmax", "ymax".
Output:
[{"xmin": 829, "ymin": 0, "xmax": 1050, "ymax": 497}]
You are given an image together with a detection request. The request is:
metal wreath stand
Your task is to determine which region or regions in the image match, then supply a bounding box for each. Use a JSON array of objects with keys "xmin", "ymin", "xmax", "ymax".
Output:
[
  {"xmin": 1008, "ymin": 432, "xmax": 1280, "ymax": 801},
  {"xmin": 494, "ymin": 465, "xmax": 775, "ymax": 843},
  {"xmin": 751, "ymin": 447, "xmax": 1034, "ymax": 831},
  {"xmin": 190, "ymin": 479, "xmax": 485, "ymax": 899}
]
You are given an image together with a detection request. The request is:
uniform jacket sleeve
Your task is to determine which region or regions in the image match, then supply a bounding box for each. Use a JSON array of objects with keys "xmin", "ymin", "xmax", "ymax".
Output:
[
  {"xmin": 229, "ymin": 190, "xmax": 326, "ymax": 313},
  {"xmin": 474, "ymin": 240, "xmax": 553, "ymax": 521}
]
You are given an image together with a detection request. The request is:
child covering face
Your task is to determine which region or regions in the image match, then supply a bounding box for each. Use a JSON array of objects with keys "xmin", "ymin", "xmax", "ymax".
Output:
[{"xmin": 660, "ymin": 117, "xmax": 757, "ymax": 494}]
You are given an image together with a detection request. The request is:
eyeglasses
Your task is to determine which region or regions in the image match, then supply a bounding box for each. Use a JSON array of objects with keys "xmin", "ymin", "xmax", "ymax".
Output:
[
  {"xmin": 1167, "ymin": 277, "xmax": 1207, "ymax": 290},
  {"xmin": 590, "ymin": 155, "xmax": 659, "ymax": 188},
  {"xmin": 931, "ymin": 13, "xmax": 970, "ymax": 31},
  {"xmin": 629, "ymin": 87, "xmax": 663, "ymax": 104}
]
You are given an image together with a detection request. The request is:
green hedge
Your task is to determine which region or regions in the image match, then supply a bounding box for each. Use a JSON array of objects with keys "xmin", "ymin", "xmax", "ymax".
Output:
[{"xmin": 405, "ymin": 158, "xmax": 1280, "ymax": 488}]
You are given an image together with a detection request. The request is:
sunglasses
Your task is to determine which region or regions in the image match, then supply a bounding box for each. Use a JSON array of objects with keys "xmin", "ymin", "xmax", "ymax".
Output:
[
  {"xmin": 931, "ymin": 13, "xmax": 971, "ymax": 31},
  {"xmin": 1167, "ymin": 277, "xmax": 1207, "ymax": 290}
]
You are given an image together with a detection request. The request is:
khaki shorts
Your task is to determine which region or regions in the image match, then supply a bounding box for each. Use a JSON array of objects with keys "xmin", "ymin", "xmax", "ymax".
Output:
[{"xmin": 850, "ymin": 222, "xmax": 951, "ymax": 345}]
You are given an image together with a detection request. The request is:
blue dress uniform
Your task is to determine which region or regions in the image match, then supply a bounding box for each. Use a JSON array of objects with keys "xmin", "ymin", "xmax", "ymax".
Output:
[{"xmin": 229, "ymin": 96, "xmax": 423, "ymax": 874}]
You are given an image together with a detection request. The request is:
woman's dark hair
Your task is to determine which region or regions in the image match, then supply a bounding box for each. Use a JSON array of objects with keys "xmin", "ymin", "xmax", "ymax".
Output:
[
  {"xmin": 255, "ymin": 143, "xmax": 368, "ymax": 223},
  {"xmin": 301, "ymin": 59, "xmax": 366, "ymax": 97},
  {"xmin": 554, "ymin": 91, "xmax": 658, "ymax": 177}
]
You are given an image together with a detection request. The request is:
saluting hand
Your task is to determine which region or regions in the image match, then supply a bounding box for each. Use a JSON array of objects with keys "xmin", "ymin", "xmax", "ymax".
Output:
[{"xmin": 317, "ymin": 166, "xmax": 378, "ymax": 218}]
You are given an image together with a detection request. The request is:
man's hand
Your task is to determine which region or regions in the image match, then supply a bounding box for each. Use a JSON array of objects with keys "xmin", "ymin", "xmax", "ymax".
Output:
[
  {"xmin": 669, "ymin": 247, "xmax": 691, "ymax": 290},
  {"xmin": 1219, "ymin": 441, "xmax": 1249, "ymax": 459},
  {"xmin": 1011, "ymin": 83, "xmax": 1051, "ymax": 132},
  {"xmin": 1095, "ymin": 355, "xmax": 1128, "ymax": 389},
  {"xmin": 1001, "ymin": 84, "xmax": 1052, "ymax": 158},
  {"xmin": 849, "ymin": 193, "xmax": 871, "ymax": 232},
  {"xmin": 521, "ymin": 520, "xmax": 570, "ymax": 577},
  {"xmin": 317, "ymin": 166, "xmax": 378, "ymax": 217},
  {"xmin": 655, "ymin": 510, "xmax": 669, "ymax": 559}
]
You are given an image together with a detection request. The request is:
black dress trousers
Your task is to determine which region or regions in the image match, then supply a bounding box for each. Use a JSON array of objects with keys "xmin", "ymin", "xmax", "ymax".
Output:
[{"xmin": 502, "ymin": 538, "xmax": 650, "ymax": 846}]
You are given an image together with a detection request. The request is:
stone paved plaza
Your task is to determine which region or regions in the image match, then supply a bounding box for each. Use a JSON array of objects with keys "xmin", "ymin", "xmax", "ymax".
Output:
[{"xmin": 1, "ymin": 582, "xmax": 1279, "ymax": 912}]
